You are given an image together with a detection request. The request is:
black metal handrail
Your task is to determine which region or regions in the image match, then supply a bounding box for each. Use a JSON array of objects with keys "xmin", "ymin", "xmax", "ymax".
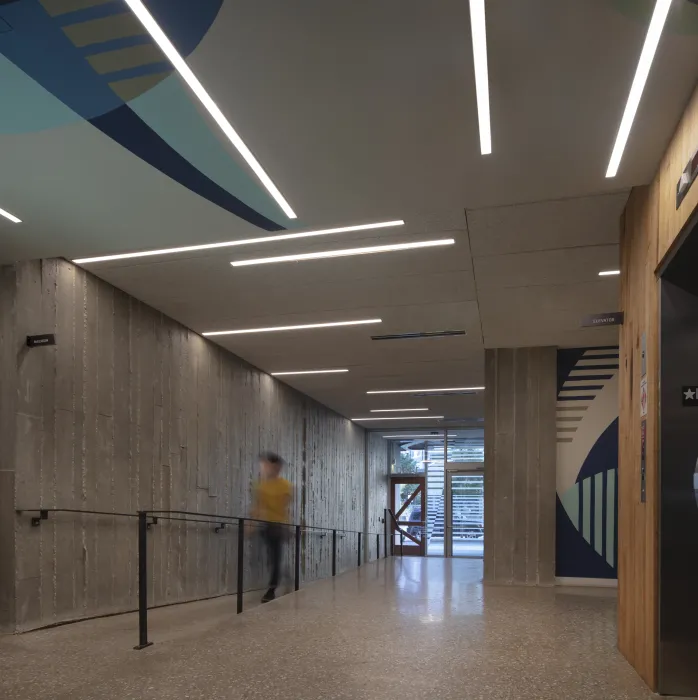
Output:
[{"xmin": 17, "ymin": 506, "xmax": 392, "ymax": 649}]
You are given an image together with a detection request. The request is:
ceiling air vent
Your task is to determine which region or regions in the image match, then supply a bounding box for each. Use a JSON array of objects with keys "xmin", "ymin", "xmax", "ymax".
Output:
[
  {"xmin": 412, "ymin": 390, "xmax": 476, "ymax": 397},
  {"xmin": 371, "ymin": 330, "xmax": 466, "ymax": 341}
]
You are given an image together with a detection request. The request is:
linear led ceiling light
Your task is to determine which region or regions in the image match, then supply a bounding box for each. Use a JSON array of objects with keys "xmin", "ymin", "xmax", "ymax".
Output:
[
  {"xmin": 122, "ymin": 0, "xmax": 295, "ymax": 217},
  {"xmin": 469, "ymin": 0, "xmax": 492, "ymax": 155},
  {"xmin": 605, "ymin": 0, "xmax": 673, "ymax": 178},
  {"xmin": 203, "ymin": 319, "xmax": 381, "ymax": 336},
  {"xmin": 72, "ymin": 220, "xmax": 405, "ymax": 265},
  {"xmin": 271, "ymin": 369, "xmax": 349, "ymax": 376},
  {"xmin": 598, "ymin": 270, "xmax": 620, "ymax": 276},
  {"xmin": 367, "ymin": 387, "xmax": 485, "ymax": 394},
  {"xmin": 370, "ymin": 408, "xmax": 429, "ymax": 413},
  {"xmin": 0, "ymin": 206, "xmax": 21, "ymax": 224},
  {"xmin": 352, "ymin": 416, "xmax": 445, "ymax": 421},
  {"xmin": 231, "ymin": 239, "xmax": 455, "ymax": 267},
  {"xmin": 382, "ymin": 435, "xmax": 444, "ymax": 438}
]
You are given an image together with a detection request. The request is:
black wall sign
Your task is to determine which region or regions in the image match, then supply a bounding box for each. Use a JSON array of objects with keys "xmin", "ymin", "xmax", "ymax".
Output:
[
  {"xmin": 681, "ymin": 386, "xmax": 698, "ymax": 406},
  {"xmin": 26, "ymin": 334, "xmax": 56, "ymax": 348},
  {"xmin": 581, "ymin": 312, "xmax": 624, "ymax": 328},
  {"xmin": 676, "ymin": 146, "xmax": 698, "ymax": 209}
]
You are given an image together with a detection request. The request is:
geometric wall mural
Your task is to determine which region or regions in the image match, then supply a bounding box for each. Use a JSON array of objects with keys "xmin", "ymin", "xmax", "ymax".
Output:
[
  {"xmin": 556, "ymin": 347, "xmax": 619, "ymax": 580},
  {"xmin": 0, "ymin": 0, "xmax": 286, "ymax": 230}
]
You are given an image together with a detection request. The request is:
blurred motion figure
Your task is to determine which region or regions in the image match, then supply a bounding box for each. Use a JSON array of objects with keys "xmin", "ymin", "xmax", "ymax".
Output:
[{"xmin": 252, "ymin": 452, "xmax": 293, "ymax": 603}]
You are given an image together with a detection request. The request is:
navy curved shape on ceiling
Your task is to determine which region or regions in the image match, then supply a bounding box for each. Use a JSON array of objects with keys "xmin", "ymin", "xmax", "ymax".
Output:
[{"xmin": 0, "ymin": 0, "xmax": 285, "ymax": 231}]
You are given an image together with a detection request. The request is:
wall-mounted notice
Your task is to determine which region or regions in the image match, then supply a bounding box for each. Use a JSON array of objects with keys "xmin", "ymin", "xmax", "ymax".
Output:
[
  {"xmin": 640, "ymin": 419, "xmax": 646, "ymax": 504},
  {"xmin": 640, "ymin": 376, "xmax": 648, "ymax": 417}
]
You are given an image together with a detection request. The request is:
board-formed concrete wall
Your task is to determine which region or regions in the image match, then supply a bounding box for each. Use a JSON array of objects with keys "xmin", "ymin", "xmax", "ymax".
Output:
[
  {"xmin": 484, "ymin": 347, "xmax": 557, "ymax": 586},
  {"xmin": 0, "ymin": 259, "xmax": 388, "ymax": 632}
]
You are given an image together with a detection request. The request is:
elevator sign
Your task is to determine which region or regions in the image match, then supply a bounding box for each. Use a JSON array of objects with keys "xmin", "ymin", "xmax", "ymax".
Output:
[{"xmin": 682, "ymin": 387, "xmax": 698, "ymax": 407}]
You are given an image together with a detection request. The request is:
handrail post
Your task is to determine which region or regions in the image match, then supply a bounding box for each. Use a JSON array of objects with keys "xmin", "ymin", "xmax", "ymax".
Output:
[
  {"xmin": 237, "ymin": 518, "xmax": 245, "ymax": 614},
  {"xmin": 384, "ymin": 510, "xmax": 389, "ymax": 558},
  {"xmin": 400, "ymin": 531, "xmax": 404, "ymax": 557},
  {"xmin": 357, "ymin": 531, "xmax": 362, "ymax": 568},
  {"xmin": 376, "ymin": 533, "xmax": 379, "ymax": 562},
  {"xmin": 332, "ymin": 530, "xmax": 337, "ymax": 576},
  {"xmin": 294, "ymin": 525, "xmax": 301, "ymax": 591},
  {"xmin": 134, "ymin": 511, "xmax": 152, "ymax": 650}
]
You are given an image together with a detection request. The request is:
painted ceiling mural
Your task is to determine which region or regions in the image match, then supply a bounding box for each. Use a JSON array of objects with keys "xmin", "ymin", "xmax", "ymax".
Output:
[{"xmin": 0, "ymin": 0, "xmax": 287, "ymax": 231}]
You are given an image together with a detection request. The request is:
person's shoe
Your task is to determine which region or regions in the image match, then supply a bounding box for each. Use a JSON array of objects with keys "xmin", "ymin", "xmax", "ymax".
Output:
[{"xmin": 261, "ymin": 588, "xmax": 276, "ymax": 603}]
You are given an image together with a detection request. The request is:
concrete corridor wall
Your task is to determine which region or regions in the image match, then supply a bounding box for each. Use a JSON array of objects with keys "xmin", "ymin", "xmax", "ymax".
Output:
[{"xmin": 0, "ymin": 259, "xmax": 388, "ymax": 632}]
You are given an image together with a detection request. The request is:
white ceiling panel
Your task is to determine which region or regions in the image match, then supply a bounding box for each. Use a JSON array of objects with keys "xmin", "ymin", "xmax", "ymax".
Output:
[
  {"xmin": 467, "ymin": 192, "xmax": 629, "ymax": 257},
  {"xmin": 474, "ymin": 245, "xmax": 619, "ymax": 290}
]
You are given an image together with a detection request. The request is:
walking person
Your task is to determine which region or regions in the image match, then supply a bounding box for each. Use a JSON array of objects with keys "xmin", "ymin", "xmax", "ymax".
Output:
[{"xmin": 251, "ymin": 452, "xmax": 293, "ymax": 603}]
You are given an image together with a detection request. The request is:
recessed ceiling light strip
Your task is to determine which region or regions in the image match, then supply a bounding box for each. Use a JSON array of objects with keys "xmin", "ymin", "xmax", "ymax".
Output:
[
  {"xmin": 72, "ymin": 220, "xmax": 405, "ymax": 264},
  {"xmin": 0, "ymin": 206, "xmax": 21, "ymax": 224},
  {"xmin": 598, "ymin": 270, "xmax": 620, "ymax": 277},
  {"xmin": 469, "ymin": 0, "xmax": 492, "ymax": 155},
  {"xmin": 203, "ymin": 318, "xmax": 381, "ymax": 336},
  {"xmin": 352, "ymin": 416, "xmax": 445, "ymax": 421},
  {"xmin": 271, "ymin": 369, "xmax": 349, "ymax": 376},
  {"xmin": 369, "ymin": 408, "xmax": 429, "ymax": 413},
  {"xmin": 122, "ymin": 0, "xmax": 296, "ymax": 218},
  {"xmin": 231, "ymin": 239, "xmax": 455, "ymax": 267},
  {"xmin": 367, "ymin": 387, "xmax": 485, "ymax": 394},
  {"xmin": 605, "ymin": 0, "xmax": 673, "ymax": 178}
]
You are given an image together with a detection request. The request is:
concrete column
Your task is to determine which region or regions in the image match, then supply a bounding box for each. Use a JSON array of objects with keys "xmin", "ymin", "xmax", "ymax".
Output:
[{"xmin": 484, "ymin": 347, "xmax": 556, "ymax": 586}]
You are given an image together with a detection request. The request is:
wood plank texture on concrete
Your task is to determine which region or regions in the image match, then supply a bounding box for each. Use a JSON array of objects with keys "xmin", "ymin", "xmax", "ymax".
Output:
[
  {"xmin": 1, "ymin": 259, "xmax": 388, "ymax": 631},
  {"xmin": 484, "ymin": 347, "xmax": 556, "ymax": 586}
]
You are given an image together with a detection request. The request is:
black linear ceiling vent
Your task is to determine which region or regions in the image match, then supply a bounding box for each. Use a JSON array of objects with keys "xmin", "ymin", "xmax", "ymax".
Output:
[
  {"xmin": 412, "ymin": 390, "xmax": 475, "ymax": 397},
  {"xmin": 370, "ymin": 330, "xmax": 466, "ymax": 341}
]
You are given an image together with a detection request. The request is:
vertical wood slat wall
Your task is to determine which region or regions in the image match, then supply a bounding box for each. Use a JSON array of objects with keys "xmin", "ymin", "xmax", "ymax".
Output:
[
  {"xmin": 0, "ymin": 258, "xmax": 389, "ymax": 632},
  {"xmin": 618, "ymin": 186, "xmax": 660, "ymax": 690},
  {"xmin": 618, "ymin": 84, "xmax": 698, "ymax": 690}
]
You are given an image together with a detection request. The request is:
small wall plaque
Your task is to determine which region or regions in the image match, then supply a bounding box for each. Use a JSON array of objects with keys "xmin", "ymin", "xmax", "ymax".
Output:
[
  {"xmin": 26, "ymin": 334, "xmax": 55, "ymax": 348},
  {"xmin": 581, "ymin": 312, "xmax": 624, "ymax": 328}
]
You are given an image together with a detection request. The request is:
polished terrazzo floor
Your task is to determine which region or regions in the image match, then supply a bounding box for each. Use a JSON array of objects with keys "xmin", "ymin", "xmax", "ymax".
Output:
[{"xmin": 0, "ymin": 558, "xmax": 656, "ymax": 700}]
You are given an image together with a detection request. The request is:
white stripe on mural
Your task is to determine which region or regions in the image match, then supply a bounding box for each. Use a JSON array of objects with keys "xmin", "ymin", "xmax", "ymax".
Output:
[
  {"xmin": 583, "ymin": 349, "xmax": 619, "ymax": 357},
  {"xmin": 583, "ymin": 478, "xmax": 591, "ymax": 544},
  {"xmin": 560, "ymin": 483, "xmax": 579, "ymax": 529},
  {"xmin": 569, "ymin": 369, "xmax": 618, "ymax": 376},
  {"xmin": 606, "ymin": 470, "xmax": 616, "ymax": 568},
  {"xmin": 595, "ymin": 473, "xmax": 604, "ymax": 556},
  {"xmin": 576, "ymin": 358, "xmax": 620, "ymax": 367}
]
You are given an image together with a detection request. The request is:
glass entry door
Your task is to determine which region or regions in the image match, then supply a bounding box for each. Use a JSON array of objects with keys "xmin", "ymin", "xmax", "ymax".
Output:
[
  {"xmin": 444, "ymin": 469, "xmax": 484, "ymax": 558},
  {"xmin": 390, "ymin": 476, "xmax": 426, "ymax": 556}
]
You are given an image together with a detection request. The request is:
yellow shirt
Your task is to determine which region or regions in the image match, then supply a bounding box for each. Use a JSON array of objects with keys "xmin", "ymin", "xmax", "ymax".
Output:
[{"xmin": 253, "ymin": 477, "xmax": 292, "ymax": 524}]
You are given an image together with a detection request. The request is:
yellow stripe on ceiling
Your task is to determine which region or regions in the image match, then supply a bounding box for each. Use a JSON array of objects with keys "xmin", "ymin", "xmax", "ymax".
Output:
[
  {"xmin": 40, "ymin": 0, "xmax": 112, "ymax": 17},
  {"xmin": 63, "ymin": 13, "xmax": 146, "ymax": 48},
  {"xmin": 87, "ymin": 43, "xmax": 164, "ymax": 75},
  {"xmin": 109, "ymin": 71, "xmax": 171, "ymax": 101}
]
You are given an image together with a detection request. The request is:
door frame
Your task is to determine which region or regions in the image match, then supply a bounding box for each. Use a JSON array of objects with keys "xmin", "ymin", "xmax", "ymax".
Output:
[
  {"xmin": 390, "ymin": 475, "xmax": 426, "ymax": 556},
  {"xmin": 444, "ymin": 464, "xmax": 485, "ymax": 558}
]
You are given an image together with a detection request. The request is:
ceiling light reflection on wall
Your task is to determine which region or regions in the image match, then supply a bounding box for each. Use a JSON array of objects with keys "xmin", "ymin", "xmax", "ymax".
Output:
[
  {"xmin": 230, "ymin": 239, "xmax": 455, "ymax": 267},
  {"xmin": 367, "ymin": 387, "xmax": 485, "ymax": 394},
  {"xmin": 0, "ymin": 206, "xmax": 21, "ymax": 224},
  {"xmin": 598, "ymin": 270, "xmax": 620, "ymax": 276},
  {"xmin": 203, "ymin": 319, "xmax": 381, "ymax": 336},
  {"xmin": 369, "ymin": 408, "xmax": 429, "ymax": 413},
  {"xmin": 605, "ymin": 0, "xmax": 673, "ymax": 178},
  {"xmin": 469, "ymin": 0, "xmax": 492, "ymax": 155},
  {"xmin": 73, "ymin": 221, "xmax": 405, "ymax": 264},
  {"xmin": 122, "ymin": 0, "xmax": 296, "ymax": 218},
  {"xmin": 351, "ymin": 416, "xmax": 445, "ymax": 421},
  {"xmin": 271, "ymin": 369, "xmax": 349, "ymax": 376},
  {"xmin": 381, "ymin": 435, "xmax": 444, "ymax": 438}
]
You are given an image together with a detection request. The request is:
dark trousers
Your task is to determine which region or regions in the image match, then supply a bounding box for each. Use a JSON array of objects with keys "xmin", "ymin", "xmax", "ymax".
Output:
[{"xmin": 262, "ymin": 525, "xmax": 283, "ymax": 589}]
